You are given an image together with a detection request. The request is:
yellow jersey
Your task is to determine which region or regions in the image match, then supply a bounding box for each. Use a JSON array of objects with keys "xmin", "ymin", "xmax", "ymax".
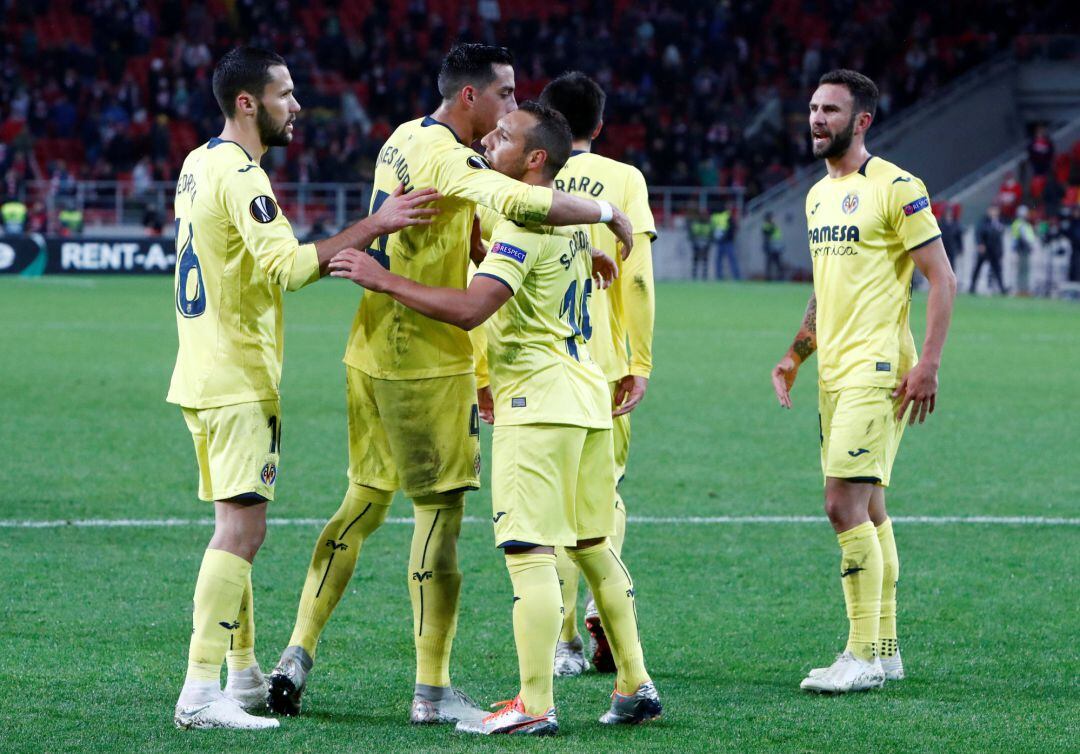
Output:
[
  {"xmin": 806, "ymin": 155, "xmax": 941, "ymax": 390},
  {"xmin": 166, "ymin": 138, "xmax": 320, "ymax": 409},
  {"xmin": 475, "ymin": 215, "xmax": 611, "ymax": 429},
  {"xmin": 555, "ymin": 150, "xmax": 657, "ymax": 381},
  {"xmin": 344, "ymin": 116, "xmax": 554, "ymax": 380}
]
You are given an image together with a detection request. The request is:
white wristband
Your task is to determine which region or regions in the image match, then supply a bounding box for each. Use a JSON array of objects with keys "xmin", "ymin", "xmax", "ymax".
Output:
[{"xmin": 596, "ymin": 200, "xmax": 613, "ymax": 223}]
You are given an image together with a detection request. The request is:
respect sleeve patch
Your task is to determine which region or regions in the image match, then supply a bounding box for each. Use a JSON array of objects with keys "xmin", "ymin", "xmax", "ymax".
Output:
[
  {"xmin": 490, "ymin": 241, "xmax": 526, "ymax": 263},
  {"xmin": 902, "ymin": 196, "xmax": 929, "ymax": 216}
]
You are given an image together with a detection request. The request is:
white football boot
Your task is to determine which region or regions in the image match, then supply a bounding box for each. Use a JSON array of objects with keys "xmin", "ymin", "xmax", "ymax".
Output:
[
  {"xmin": 809, "ymin": 649, "xmax": 905, "ymax": 681},
  {"xmin": 553, "ymin": 636, "xmax": 588, "ymax": 677},
  {"xmin": 880, "ymin": 651, "xmax": 905, "ymax": 681},
  {"xmin": 410, "ymin": 685, "xmax": 487, "ymax": 724},
  {"xmin": 224, "ymin": 664, "xmax": 269, "ymax": 711},
  {"xmin": 455, "ymin": 696, "xmax": 558, "ymax": 736},
  {"xmin": 800, "ymin": 651, "xmax": 885, "ymax": 693},
  {"xmin": 174, "ymin": 688, "xmax": 279, "ymax": 730}
]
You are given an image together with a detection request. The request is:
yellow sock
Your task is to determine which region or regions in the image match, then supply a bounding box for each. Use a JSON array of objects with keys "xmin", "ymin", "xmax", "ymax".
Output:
[
  {"xmin": 837, "ymin": 521, "xmax": 883, "ymax": 662},
  {"xmin": 226, "ymin": 573, "xmax": 256, "ymax": 672},
  {"xmin": 569, "ymin": 540, "xmax": 649, "ymax": 694},
  {"xmin": 410, "ymin": 493, "xmax": 464, "ymax": 688},
  {"xmin": 877, "ymin": 518, "xmax": 900, "ymax": 657},
  {"xmin": 187, "ymin": 548, "xmax": 250, "ymax": 682},
  {"xmin": 554, "ymin": 547, "xmax": 580, "ymax": 642},
  {"xmin": 506, "ymin": 552, "xmax": 561, "ymax": 715},
  {"xmin": 610, "ymin": 491, "xmax": 628, "ymax": 557},
  {"xmin": 288, "ymin": 486, "xmax": 391, "ymax": 656}
]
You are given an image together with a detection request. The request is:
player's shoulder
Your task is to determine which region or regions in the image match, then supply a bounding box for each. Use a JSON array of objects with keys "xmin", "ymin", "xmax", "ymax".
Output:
[
  {"xmin": 200, "ymin": 138, "xmax": 262, "ymax": 183},
  {"xmin": 863, "ymin": 156, "xmax": 925, "ymax": 191}
]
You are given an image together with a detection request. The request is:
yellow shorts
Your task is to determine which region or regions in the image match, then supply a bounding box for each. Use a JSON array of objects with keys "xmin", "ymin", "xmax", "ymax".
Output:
[
  {"xmin": 610, "ymin": 381, "xmax": 631, "ymax": 484},
  {"xmin": 346, "ymin": 367, "xmax": 480, "ymax": 498},
  {"xmin": 819, "ymin": 386, "xmax": 908, "ymax": 487},
  {"xmin": 491, "ymin": 423, "xmax": 617, "ymax": 548},
  {"xmin": 181, "ymin": 400, "xmax": 281, "ymax": 502}
]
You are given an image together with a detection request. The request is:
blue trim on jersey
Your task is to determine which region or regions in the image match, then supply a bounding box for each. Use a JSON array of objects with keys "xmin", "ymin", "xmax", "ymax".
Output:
[
  {"xmin": 570, "ymin": 149, "xmax": 587, "ymax": 156},
  {"xmin": 857, "ymin": 155, "xmax": 874, "ymax": 176},
  {"xmin": 208, "ymin": 137, "xmax": 253, "ymax": 161},
  {"xmin": 474, "ymin": 271, "xmax": 514, "ymax": 293},
  {"xmin": 906, "ymin": 233, "xmax": 942, "ymax": 253},
  {"xmin": 497, "ymin": 539, "xmax": 543, "ymax": 549},
  {"xmin": 421, "ymin": 115, "xmax": 466, "ymax": 145}
]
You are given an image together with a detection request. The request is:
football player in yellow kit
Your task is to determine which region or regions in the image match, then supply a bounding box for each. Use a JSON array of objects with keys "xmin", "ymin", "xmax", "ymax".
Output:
[
  {"xmin": 771, "ymin": 70, "xmax": 957, "ymax": 693},
  {"xmin": 169, "ymin": 46, "xmax": 440, "ymax": 731},
  {"xmin": 329, "ymin": 100, "xmax": 661, "ymax": 737},
  {"xmin": 539, "ymin": 71, "xmax": 657, "ymax": 676},
  {"xmin": 267, "ymin": 44, "xmax": 635, "ymax": 723}
]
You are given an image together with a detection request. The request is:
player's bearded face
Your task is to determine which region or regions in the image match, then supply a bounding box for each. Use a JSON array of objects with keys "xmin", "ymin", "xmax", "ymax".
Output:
[
  {"xmin": 256, "ymin": 101, "xmax": 294, "ymax": 147},
  {"xmin": 480, "ymin": 112, "xmax": 530, "ymax": 180},
  {"xmin": 811, "ymin": 111, "xmax": 856, "ymax": 159}
]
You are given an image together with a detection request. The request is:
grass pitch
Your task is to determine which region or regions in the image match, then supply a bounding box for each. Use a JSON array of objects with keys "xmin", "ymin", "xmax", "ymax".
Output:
[{"xmin": 1, "ymin": 277, "xmax": 1077, "ymax": 753}]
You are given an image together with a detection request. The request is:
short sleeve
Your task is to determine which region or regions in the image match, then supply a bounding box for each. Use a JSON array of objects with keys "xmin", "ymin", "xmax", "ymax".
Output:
[
  {"xmin": 885, "ymin": 175, "xmax": 941, "ymax": 252},
  {"xmin": 624, "ymin": 168, "xmax": 657, "ymax": 240},
  {"xmin": 218, "ymin": 164, "xmax": 319, "ymax": 290},
  {"xmin": 433, "ymin": 146, "xmax": 553, "ymax": 225},
  {"xmin": 474, "ymin": 230, "xmax": 539, "ymax": 295}
]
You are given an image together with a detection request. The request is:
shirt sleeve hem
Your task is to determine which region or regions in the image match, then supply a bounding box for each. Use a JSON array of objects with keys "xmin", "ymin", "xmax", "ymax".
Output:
[
  {"xmin": 474, "ymin": 271, "xmax": 515, "ymax": 294},
  {"xmin": 906, "ymin": 233, "xmax": 942, "ymax": 253}
]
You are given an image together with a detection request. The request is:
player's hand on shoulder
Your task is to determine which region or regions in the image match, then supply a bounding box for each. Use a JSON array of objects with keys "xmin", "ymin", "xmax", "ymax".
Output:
[
  {"xmin": 613, "ymin": 374, "xmax": 648, "ymax": 417},
  {"xmin": 771, "ymin": 355, "xmax": 798, "ymax": 409},
  {"xmin": 892, "ymin": 361, "xmax": 938, "ymax": 425},
  {"xmin": 372, "ymin": 182, "xmax": 441, "ymax": 235},
  {"xmin": 590, "ymin": 248, "xmax": 619, "ymax": 290},
  {"xmin": 607, "ymin": 207, "xmax": 634, "ymax": 259},
  {"xmin": 329, "ymin": 248, "xmax": 389, "ymax": 291}
]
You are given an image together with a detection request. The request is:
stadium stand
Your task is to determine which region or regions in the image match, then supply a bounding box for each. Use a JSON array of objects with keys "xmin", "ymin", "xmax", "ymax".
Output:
[{"xmin": 0, "ymin": 0, "xmax": 1065, "ymax": 198}]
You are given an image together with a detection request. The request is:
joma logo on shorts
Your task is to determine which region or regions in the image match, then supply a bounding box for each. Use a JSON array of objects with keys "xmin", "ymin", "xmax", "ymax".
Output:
[{"xmin": 412, "ymin": 570, "xmax": 433, "ymax": 582}]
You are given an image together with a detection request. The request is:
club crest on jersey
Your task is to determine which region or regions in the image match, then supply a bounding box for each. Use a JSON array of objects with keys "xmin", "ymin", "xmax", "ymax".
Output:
[
  {"xmin": 841, "ymin": 191, "xmax": 859, "ymax": 215},
  {"xmin": 903, "ymin": 196, "xmax": 930, "ymax": 216},
  {"xmin": 261, "ymin": 462, "xmax": 277, "ymax": 486},
  {"xmin": 467, "ymin": 155, "xmax": 490, "ymax": 170},
  {"xmin": 249, "ymin": 195, "xmax": 278, "ymax": 223},
  {"xmin": 491, "ymin": 242, "xmax": 527, "ymax": 263}
]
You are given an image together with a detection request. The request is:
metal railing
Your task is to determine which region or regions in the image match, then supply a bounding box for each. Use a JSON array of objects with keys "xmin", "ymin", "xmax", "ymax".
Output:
[{"xmin": 21, "ymin": 180, "xmax": 744, "ymax": 234}]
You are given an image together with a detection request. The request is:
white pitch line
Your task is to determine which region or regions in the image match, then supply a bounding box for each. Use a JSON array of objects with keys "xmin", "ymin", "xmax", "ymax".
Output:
[{"xmin": 0, "ymin": 515, "xmax": 1076, "ymax": 529}]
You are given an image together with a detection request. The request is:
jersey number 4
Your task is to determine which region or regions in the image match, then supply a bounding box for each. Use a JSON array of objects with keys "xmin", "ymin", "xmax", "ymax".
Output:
[
  {"xmin": 558, "ymin": 279, "xmax": 593, "ymax": 360},
  {"xmin": 174, "ymin": 220, "xmax": 206, "ymax": 318},
  {"xmin": 366, "ymin": 189, "xmax": 391, "ymax": 269}
]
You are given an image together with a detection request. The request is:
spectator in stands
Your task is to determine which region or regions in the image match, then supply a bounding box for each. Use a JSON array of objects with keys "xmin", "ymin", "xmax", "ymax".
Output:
[
  {"xmin": 1010, "ymin": 205, "xmax": 1037, "ymax": 295},
  {"xmin": 1, "ymin": 196, "xmax": 28, "ymax": 234},
  {"xmin": 28, "ymin": 202, "xmax": 48, "ymax": 234},
  {"xmin": 1027, "ymin": 124, "xmax": 1054, "ymax": 177},
  {"xmin": 996, "ymin": 171, "xmax": 1022, "ymax": 221},
  {"xmin": 1041, "ymin": 214, "xmax": 1072, "ymax": 294},
  {"xmin": 1064, "ymin": 206, "xmax": 1080, "ymax": 283},
  {"xmin": 1042, "ymin": 171, "xmax": 1065, "ymax": 218},
  {"xmin": 971, "ymin": 204, "xmax": 1008, "ymax": 295},
  {"xmin": 142, "ymin": 204, "xmax": 164, "ymax": 236},
  {"xmin": 939, "ymin": 203, "xmax": 964, "ymax": 271},
  {"xmin": 711, "ymin": 202, "xmax": 740, "ymax": 280},
  {"xmin": 761, "ymin": 211, "xmax": 784, "ymax": 281},
  {"xmin": 687, "ymin": 211, "xmax": 713, "ymax": 280}
]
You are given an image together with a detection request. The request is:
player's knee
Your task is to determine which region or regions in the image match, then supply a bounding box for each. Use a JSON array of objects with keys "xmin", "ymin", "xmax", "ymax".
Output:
[{"xmin": 412, "ymin": 490, "xmax": 465, "ymax": 511}]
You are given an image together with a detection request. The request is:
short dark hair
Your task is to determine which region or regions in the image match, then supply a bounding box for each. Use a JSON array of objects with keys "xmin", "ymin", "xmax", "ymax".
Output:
[
  {"xmin": 437, "ymin": 43, "xmax": 514, "ymax": 101},
  {"xmin": 517, "ymin": 100, "xmax": 572, "ymax": 180},
  {"xmin": 212, "ymin": 46, "xmax": 287, "ymax": 118},
  {"xmin": 818, "ymin": 69, "xmax": 879, "ymax": 118},
  {"xmin": 539, "ymin": 71, "xmax": 606, "ymax": 141}
]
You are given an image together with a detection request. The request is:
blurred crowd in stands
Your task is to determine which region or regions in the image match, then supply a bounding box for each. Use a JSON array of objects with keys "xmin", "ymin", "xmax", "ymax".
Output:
[{"xmin": 0, "ymin": 0, "xmax": 1072, "ymax": 204}]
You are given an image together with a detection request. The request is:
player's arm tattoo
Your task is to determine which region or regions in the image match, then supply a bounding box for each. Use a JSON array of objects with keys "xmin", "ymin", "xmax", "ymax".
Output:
[{"xmin": 790, "ymin": 294, "xmax": 817, "ymax": 363}]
